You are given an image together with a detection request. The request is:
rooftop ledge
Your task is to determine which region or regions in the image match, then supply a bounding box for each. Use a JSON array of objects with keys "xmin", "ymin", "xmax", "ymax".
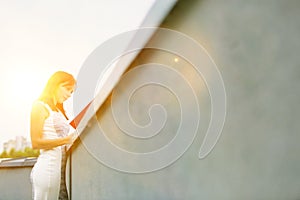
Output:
[{"xmin": 0, "ymin": 157, "xmax": 37, "ymax": 168}]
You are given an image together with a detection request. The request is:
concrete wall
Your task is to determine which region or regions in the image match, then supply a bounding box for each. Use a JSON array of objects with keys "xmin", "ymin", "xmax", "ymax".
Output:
[
  {"xmin": 0, "ymin": 167, "xmax": 32, "ymax": 200},
  {"xmin": 71, "ymin": 0, "xmax": 300, "ymax": 199}
]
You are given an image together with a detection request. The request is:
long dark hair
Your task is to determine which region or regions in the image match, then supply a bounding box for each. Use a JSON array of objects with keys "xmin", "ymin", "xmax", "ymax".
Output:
[{"xmin": 39, "ymin": 71, "xmax": 76, "ymax": 119}]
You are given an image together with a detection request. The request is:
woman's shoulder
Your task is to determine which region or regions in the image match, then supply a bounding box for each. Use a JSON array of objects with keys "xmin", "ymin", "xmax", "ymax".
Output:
[{"xmin": 31, "ymin": 100, "xmax": 50, "ymax": 117}]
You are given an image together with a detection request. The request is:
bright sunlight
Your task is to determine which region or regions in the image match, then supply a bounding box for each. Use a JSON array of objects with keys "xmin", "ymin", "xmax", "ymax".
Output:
[{"xmin": 1, "ymin": 67, "xmax": 47, "ymax": 107}]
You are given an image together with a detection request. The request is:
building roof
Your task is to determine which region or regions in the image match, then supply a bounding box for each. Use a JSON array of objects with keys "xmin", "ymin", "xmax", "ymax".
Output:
[{"xmin": 0, "ymin": 157, "xmax": 37, "ymax": 168}]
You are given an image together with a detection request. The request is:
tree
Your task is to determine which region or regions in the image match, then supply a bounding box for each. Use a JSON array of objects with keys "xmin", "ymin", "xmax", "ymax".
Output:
[
  {"xmin": 9, "ymin": 148, "xmax": 16, "ymax": 158},
  {"xmin": 0, "ymin": 150, "xmax": 8, "ymax": 158},
  {"xmin": 24, "ymin": 147, "xmax": 40, "ymax": 157},
  {"xmin": 0, "ymin": 147, "xmax": 40, "ymax": 158}
]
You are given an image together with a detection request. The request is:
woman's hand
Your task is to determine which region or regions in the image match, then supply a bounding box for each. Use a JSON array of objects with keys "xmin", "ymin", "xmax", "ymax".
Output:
[{"xmin": 65, "ymin": 132, "xmax": 78, "ymax": 145}]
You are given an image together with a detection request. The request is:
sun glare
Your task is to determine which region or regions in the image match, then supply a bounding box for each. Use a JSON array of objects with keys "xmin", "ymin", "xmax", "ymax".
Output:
[{"xmin": 2, "ymin": 68, "xmax": 46, "ymax": 106}]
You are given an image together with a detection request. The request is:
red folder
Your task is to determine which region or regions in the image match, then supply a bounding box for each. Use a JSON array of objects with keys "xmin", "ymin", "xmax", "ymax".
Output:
[{"xmin": 69, "ymin": 101, "xmax": 93, "ymax": 129}]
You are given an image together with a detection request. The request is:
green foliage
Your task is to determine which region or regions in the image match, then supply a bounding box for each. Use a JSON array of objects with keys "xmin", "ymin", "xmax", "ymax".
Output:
[
  {"xmin": 0, "ymin": 147, "xmax": 40, "ymax": 158},
  {"xmin": 0, "ymin": 150, "xmax": 8, "ymax": 158}
]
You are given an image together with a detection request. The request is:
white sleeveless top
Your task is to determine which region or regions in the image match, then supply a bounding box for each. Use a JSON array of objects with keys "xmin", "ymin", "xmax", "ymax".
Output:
[{"xmin": 36, "ymin": 101, "xmax": 70, "ymax": 152}]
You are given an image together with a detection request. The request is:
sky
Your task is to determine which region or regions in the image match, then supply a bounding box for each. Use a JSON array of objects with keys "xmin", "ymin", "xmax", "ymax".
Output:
[{"xmin": 0, "ymin": 0, "xmax": 156, "ymax": 151}]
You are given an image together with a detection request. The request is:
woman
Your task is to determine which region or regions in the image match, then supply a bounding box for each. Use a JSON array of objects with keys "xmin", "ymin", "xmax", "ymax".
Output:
[{"xmin": 30, "ymin": 71, "xmax": 76, "ymax": 200}]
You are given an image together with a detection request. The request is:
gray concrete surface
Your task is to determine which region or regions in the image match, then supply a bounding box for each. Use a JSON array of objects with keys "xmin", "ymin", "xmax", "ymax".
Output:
[{"xmin": 71, "ymin": 0, "xmax": 300, "ymax": 199}]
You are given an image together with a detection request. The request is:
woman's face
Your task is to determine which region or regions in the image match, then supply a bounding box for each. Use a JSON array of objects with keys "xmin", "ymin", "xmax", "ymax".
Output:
[{"xmin": 55, "ymin": 83, "xmax": 75, "ymax": 103}]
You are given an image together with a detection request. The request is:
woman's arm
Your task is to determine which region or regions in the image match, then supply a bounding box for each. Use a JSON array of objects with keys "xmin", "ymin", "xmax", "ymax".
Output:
[{"xmin": 30, "ymin": 102, "xmax": 73, "ymax": 150}]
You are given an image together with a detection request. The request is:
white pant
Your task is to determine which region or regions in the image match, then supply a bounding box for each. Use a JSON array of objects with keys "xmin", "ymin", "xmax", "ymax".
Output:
[{"xmin": 31, "ymin": 147, "xmax": 62, "ymax": 200}]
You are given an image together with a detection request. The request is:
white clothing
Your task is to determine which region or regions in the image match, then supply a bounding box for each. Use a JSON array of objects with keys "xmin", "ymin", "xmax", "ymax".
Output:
[{"xmin": 31, "ymin": 101, "xmax": 70, "ymax": 200}]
